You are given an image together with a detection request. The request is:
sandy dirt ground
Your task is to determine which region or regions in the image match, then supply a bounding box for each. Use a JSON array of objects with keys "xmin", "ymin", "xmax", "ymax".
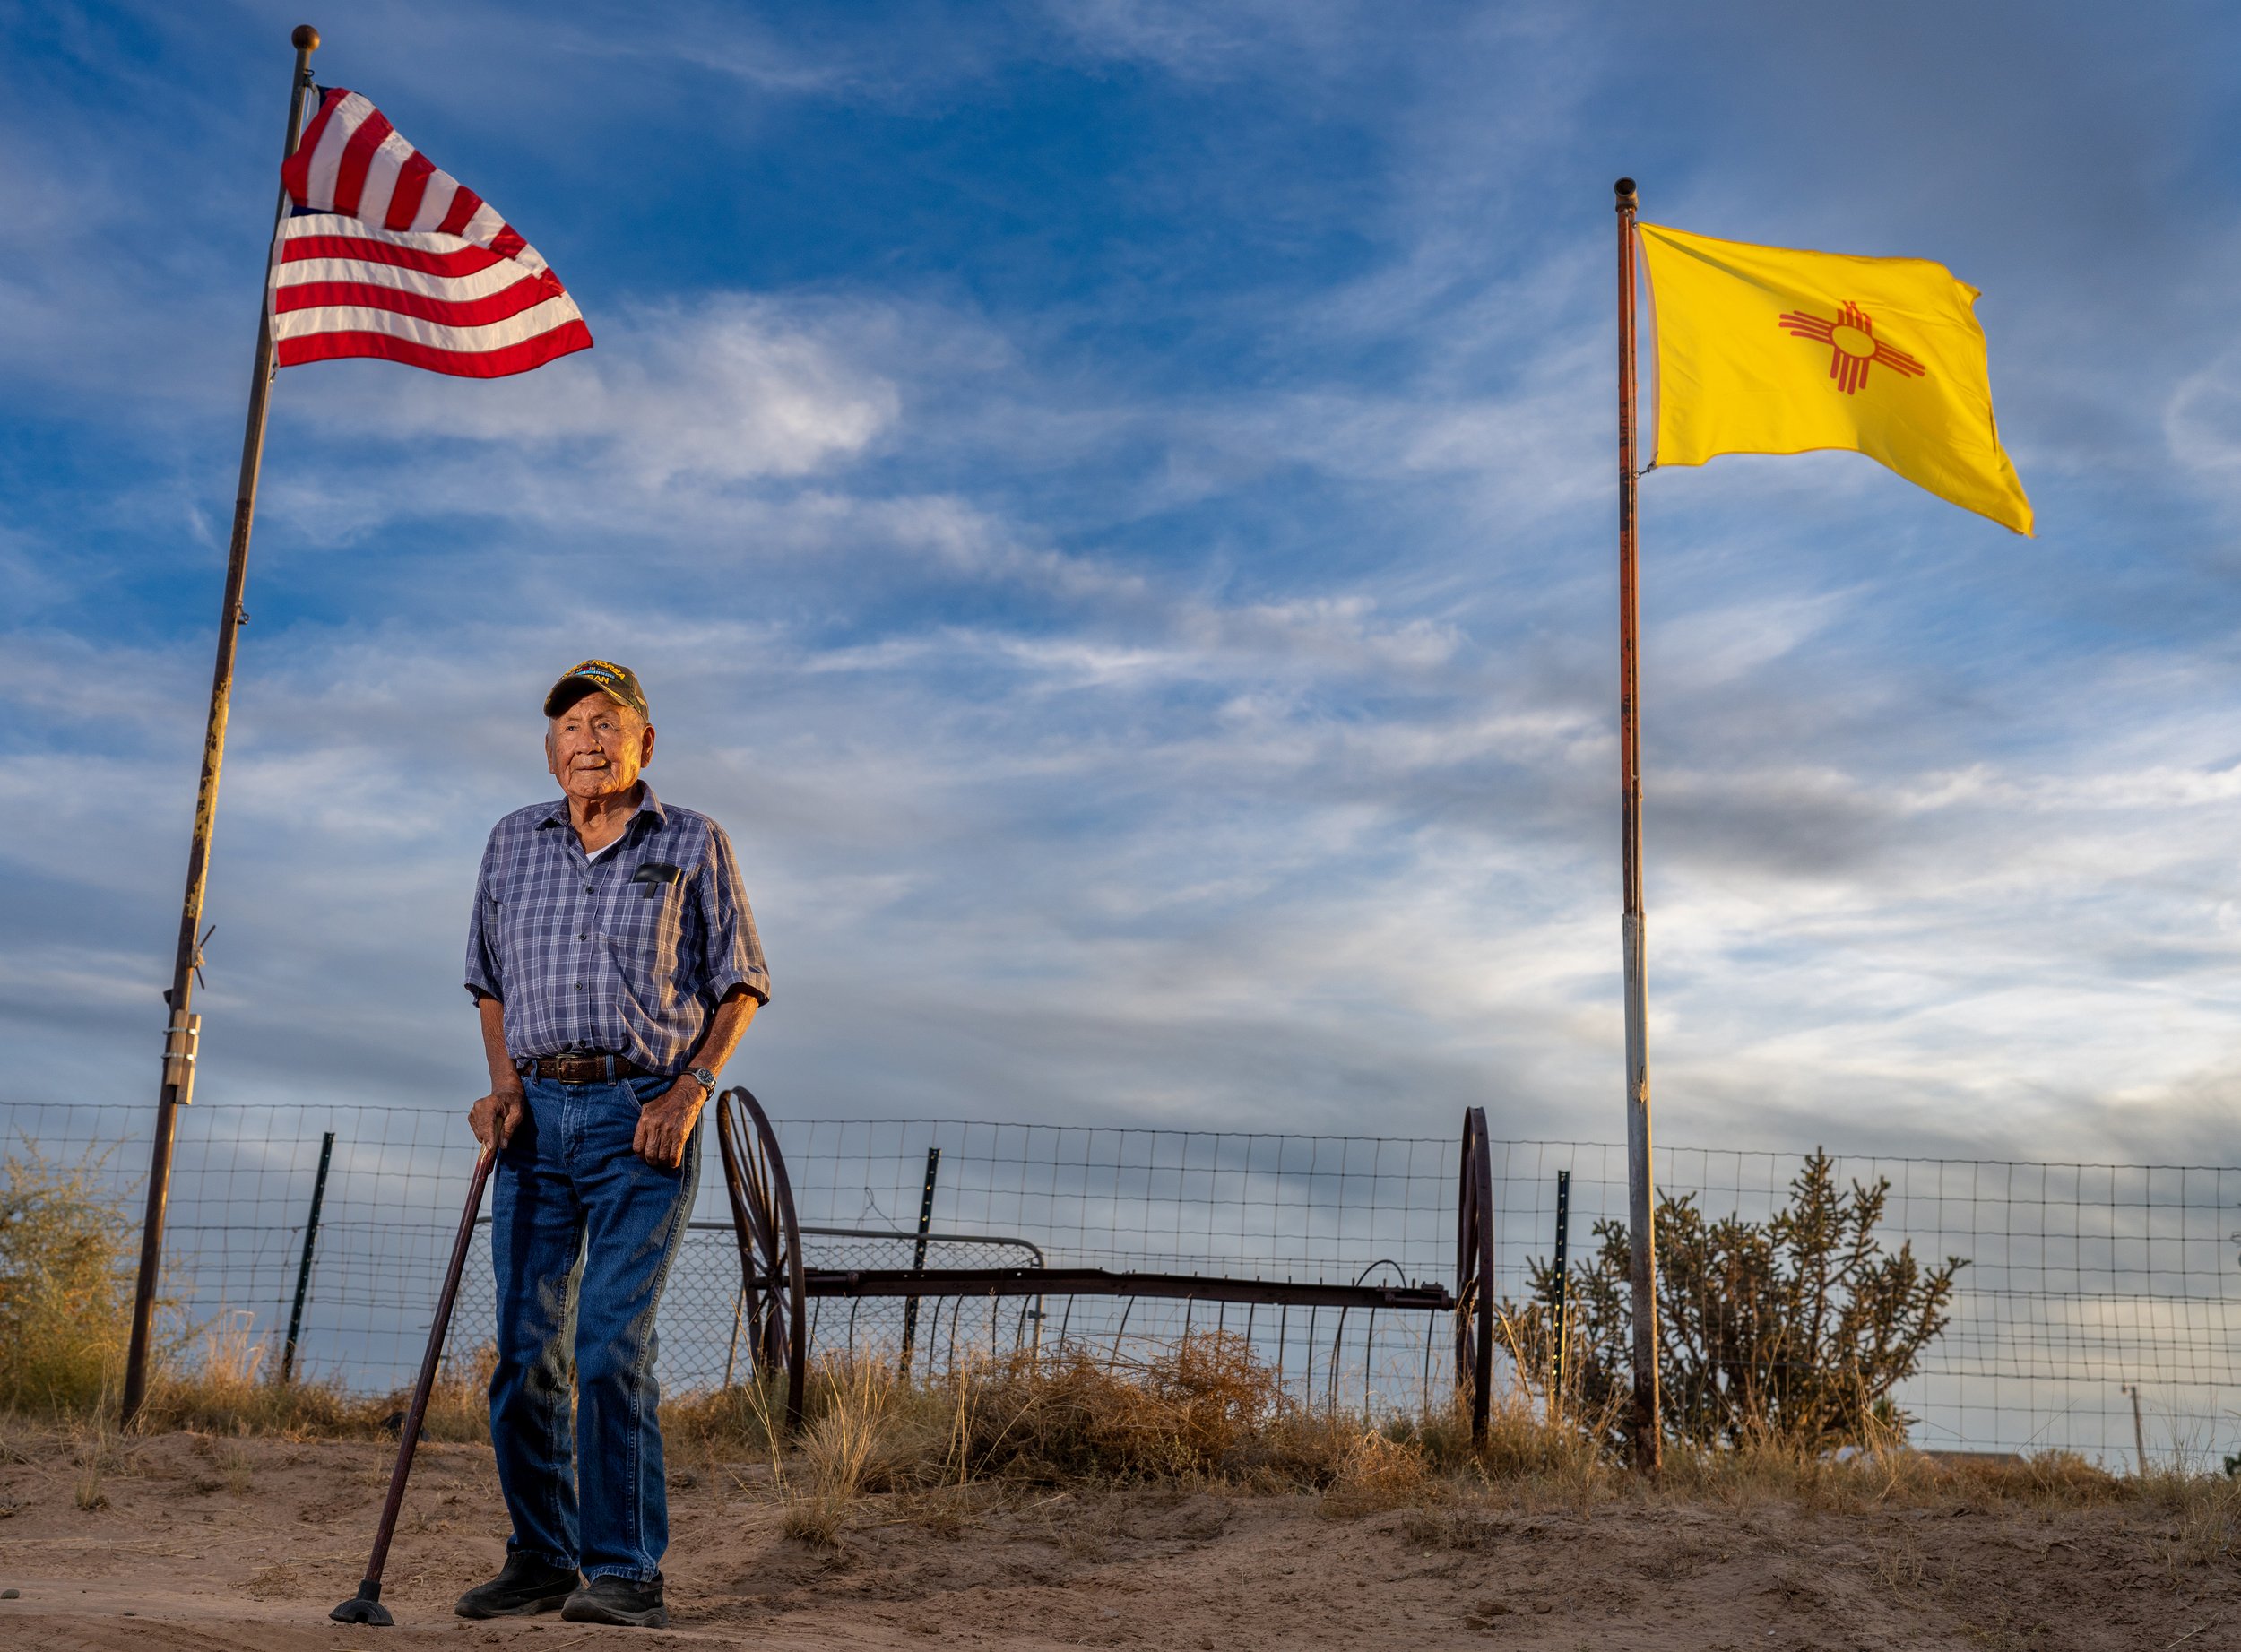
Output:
[{"xmin": 0, "ymin": 1430, "xmax": 2233, "ymax": 1650}]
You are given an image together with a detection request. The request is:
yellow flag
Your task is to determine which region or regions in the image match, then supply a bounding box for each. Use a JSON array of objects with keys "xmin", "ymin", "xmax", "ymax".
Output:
[{"xmin": 1637, "ymin": 222, "xmax": 2032, "ymax": 535}]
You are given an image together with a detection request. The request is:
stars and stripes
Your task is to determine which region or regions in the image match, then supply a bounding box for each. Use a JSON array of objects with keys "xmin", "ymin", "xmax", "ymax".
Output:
[{"xmin": 269, "ymin": 88, "xmax": 591, "ymax": 378}]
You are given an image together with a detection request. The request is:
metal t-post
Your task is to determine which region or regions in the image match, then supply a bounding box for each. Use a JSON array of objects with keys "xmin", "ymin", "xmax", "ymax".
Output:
[
  {"xmin": 2122, "ymin": 1383, "xmax": 2148, "ymax": 1477},
  {"xmin": 121, "ymin": 23, "xmax": 321, "ymax": 1429},
  {"xmin": 1552, "ymin": 1168, "xmax": 1571, "ymax": 1415},
  {"xmin": 279, "ymin": 1129, "xmax": 335, "ymax": 1385},
  {"xmin": 896, "ymin": 1146, "xmax": 940, "ymax": 1375}
]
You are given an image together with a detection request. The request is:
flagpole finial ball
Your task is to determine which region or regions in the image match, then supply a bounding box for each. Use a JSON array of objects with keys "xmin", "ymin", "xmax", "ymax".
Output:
[{"xmin": 292, "ymin": 24, "xmax": 320, "ymax": 52}]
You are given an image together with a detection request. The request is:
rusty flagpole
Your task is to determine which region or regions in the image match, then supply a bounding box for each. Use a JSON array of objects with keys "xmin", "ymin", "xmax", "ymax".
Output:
[
  {"xmin": 1614, "ymin": 177, "xmax": 1661, "ymax": 1473},
  {"xmin": 120, "ymin": 23, "xmax": 322, "ymax": 1428}
]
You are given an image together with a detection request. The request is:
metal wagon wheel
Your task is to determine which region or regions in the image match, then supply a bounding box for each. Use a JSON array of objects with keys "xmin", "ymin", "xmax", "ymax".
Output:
[
  {"xmin": 1453, "ymin": 1105, "xmax": 1495, "ymax": 1447},
  {"xmin": 714, "ymin": 1086, "xmax": 807, "ymax": 1432}
]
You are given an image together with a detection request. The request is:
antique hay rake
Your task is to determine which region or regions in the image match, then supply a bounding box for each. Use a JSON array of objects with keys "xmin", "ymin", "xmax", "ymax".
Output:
[{"xmin": 710, "ymin": 1089, "xmax": 1500, "ymax": 1442}]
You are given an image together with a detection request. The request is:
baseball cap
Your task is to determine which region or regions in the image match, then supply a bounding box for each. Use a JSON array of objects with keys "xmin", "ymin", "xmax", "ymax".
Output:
[{"xmin": 542, "ymin": 659, "xmax": 650, "ymax": 720}]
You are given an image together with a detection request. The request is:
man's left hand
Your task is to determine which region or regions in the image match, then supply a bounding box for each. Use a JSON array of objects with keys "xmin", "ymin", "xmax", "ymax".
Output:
[{"xmin": 634, "ymin": 1077, "xmax": 706, "ymax": 1169}]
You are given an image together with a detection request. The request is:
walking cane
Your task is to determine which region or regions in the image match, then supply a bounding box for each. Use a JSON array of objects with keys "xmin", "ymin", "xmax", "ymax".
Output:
[{"xmin": 332, "ymin": 1140, "xmax": 498, "ymax": 1626}]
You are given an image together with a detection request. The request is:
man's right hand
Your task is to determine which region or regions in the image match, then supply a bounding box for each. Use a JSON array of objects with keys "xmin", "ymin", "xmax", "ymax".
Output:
[{"xmin": 471, "ymin": 1087, "xmax": 526, "ymax": 1151}]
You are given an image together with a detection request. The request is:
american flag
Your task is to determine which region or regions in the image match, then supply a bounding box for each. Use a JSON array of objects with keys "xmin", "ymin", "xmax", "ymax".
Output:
[{"xmin": 269, "ymin": 88, "xmax": 592, "ymax": 378}]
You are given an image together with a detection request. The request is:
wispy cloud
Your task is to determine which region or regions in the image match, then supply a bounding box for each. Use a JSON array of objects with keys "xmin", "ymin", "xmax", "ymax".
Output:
[{"xmin": 4, "ymin": 0, "xmax": 2239, "ymax": 1174}]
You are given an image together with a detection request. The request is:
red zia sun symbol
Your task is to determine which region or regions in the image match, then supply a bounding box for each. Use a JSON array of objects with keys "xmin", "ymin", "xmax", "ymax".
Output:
[{"xmin": 1777, "ymin": 300, "xmax": 1926, "ymax": 394}]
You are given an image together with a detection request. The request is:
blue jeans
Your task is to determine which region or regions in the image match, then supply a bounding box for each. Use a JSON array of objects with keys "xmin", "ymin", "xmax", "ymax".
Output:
[{"xmin": 488, "ymin": 1073, "xmax": 698, "ymax": 1582}]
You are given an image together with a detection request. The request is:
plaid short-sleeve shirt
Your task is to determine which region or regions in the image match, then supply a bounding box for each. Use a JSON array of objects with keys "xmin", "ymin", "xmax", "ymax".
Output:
[{"xmin": 464, "ymin": 783, "xmax": 770, "ymax": 1073}]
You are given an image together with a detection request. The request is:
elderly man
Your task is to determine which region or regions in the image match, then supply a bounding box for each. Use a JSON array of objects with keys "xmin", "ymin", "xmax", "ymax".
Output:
[{"xmin": 455, "ymin": 660, "xmax": 769, "ymax": 1629}]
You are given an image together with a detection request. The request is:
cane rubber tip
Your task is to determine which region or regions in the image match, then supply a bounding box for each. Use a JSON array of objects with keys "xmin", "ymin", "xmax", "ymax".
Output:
[
  {"xmin": 1614, "ymin": 177, "xmax": 1637, "ymax": 204},
  {"xmin": 330, "ymin": 1584, "xmax": 392, "ymax": 1626},
  {"xmin": 293, "ymin": 24, "xmax": 321, "ymax": 52}
]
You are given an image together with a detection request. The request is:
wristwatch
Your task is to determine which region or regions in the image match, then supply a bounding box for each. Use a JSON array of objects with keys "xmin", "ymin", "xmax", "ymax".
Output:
[{"xmin": 686, "ymin": 1065, "xmax": 718, "ymax": 1094}]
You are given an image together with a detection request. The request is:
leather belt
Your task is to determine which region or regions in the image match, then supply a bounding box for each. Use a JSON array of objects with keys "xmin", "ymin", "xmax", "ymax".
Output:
[{"xmin": 520, "ymin": 1052, "xmax": 658, "ymax": 1085}]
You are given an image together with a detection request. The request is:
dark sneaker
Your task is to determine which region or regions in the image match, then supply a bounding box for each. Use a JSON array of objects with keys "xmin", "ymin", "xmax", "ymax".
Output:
[
  {"xmin": 562, "ymin": 1573, "xmax": 668, "ymax": 1628},
  {"xmin": 454, "ymin": 1553, "xmax": 580, "ymax": 1619}
]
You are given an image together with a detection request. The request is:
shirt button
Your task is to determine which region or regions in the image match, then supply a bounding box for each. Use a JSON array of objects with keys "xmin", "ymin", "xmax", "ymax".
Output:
[
  {"xmin": 574, "ymin": 982, "xmax": 585, "ymax": 991},
  {"xmin": 584, "ymin": 885, "xmax": 593, "ymax": 894},
  {"xmin": 579, "ymin": 931, "xmax": 589, "ymax": 940}
]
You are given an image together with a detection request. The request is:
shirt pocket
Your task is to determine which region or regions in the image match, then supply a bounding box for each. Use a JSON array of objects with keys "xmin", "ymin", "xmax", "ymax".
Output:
[{"xmin": 601, "ymin": 863, "xmax": 686, "ymax": 983}]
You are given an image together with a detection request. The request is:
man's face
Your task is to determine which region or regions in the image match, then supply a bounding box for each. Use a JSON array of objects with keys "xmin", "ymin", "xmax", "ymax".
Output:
[{"xmin": 546, "ymin": 691, "xmax": 656, "ymax": 802}]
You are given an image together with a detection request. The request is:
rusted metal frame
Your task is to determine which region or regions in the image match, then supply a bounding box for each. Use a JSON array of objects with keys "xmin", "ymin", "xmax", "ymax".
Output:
[
  {"xmin": 1614, "ymin": 176, "xmax": 1662, "ymax": 1474},
  {"xmin": 800, "ymin": 1224, "xmax": 1047, "ymax": 1266},
  {"xmin": 746, "ymin": 1142, "xmax": 787, "ymax": 1371},
  {"xmin": 1453, "ymin": 1117, "xmax": 1475, "ymax": 1414},
  {"xmin": 714, "ymin": 1089, "xmax": 806, "ymax": 1429},
  {"xmin": 122, "ymin": 30, "xmax": 320, "ymax": 1431},
  {"xmin": 713, "ymin": 1096, "xmax": 767, "ymax": 1371},
  {"xmin": 750, "ymin": 1092, "xmax": 809, "ymax": 1430},
  {"xmin": 787, "ymin": 1266, "xmax": 1455, "ymax": 1312}
]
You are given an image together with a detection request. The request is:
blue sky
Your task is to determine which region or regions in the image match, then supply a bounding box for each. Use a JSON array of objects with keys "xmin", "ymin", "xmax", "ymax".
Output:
[{"xmin": 5, "ymin": 0, "xmax": 2240, "ymax": 1163}]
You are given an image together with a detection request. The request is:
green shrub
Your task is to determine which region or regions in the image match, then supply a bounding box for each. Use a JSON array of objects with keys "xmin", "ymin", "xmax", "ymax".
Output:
[{"xmin": 1506, "ymin": 1149, "xmax": 1966, "ymax": 1453}]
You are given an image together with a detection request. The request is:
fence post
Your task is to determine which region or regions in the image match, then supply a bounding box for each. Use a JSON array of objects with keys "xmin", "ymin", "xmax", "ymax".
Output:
[
  {"xmin": 722, "ymin": 1285, "xmax": 747, "ymax": 1389},
  {"xmin": 279, "ymin": 1130, "xmax": 335, "ymax": 1386},
  {"xmin": 897, "ymin": 1146, "xmax": 941, "ymax": 1376},
  {"xmin": 1552, "ymin": 1169, "xmax": 1571, "ymax": 1414},
  {"xmin": 2122, "ymin": 1383, "xmax": 2148, "ymax": 1476}
]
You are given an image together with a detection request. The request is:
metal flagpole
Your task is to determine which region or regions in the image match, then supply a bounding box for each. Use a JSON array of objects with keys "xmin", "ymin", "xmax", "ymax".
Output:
[
  {"xmin": 1614, "ymin": 176, "xmax": 1661, "ymax": 1473},
  {"xmin": 120, "ymin": 23, "xmax": 322, "ymax": 1429}
]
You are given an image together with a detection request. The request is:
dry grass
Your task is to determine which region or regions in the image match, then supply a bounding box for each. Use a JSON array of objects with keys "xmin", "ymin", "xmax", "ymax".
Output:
[
  {"xmin": 0, "ymin": 1145, "xmax": 140, "ymax": 1414},
  {"xmin": 126, "ymin": 1338, "xmax": 498, "ymax": 1441},
  {"xmin": 0, "ymin": 1143, "xmax": 503, "ymax": 1442},
  {"xmin": 671, "ymin": 1332, "xmax": 2241, "ymax": 1556},
  {"xmin": 70, "ymin": 1407, "xmax": 116, "ymax": 1511},
  {"xmin": 780, "ymin": 1355, "xmax": 909, "ymax": 1544},
  {"xmin": 4, "ymin": 1141, "xmax": 2234, "ymax": 1547},
  {"xmin": 956, "ymin": 1334, "xmax": 1281, "ymax": 1482},
  {"xmin": 18, "ymin": 1290, "xmax": 2237, "ymax": 1542}
]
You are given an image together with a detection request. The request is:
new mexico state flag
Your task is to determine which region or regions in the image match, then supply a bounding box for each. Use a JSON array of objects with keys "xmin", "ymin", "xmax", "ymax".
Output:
[{"xmin": 1637, "ymin": 222, "xmax": 2033, "ymax": 536}]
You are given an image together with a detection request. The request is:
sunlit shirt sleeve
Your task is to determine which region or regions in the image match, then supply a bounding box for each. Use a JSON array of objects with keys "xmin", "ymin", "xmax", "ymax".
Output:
[
  {"xmin": 464, "ymin": 828, "xmax": 505, "ymax": 1002},
  {"xmin": 695, "ymin": 823, "xmax": 771, "ymax": 1008}
]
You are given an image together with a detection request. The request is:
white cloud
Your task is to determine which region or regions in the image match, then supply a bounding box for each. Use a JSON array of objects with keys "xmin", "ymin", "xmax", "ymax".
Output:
[
  {"xmin": 9, "ymin": 0, "xmax": 2241, "ymax": 1185},
  {"xmin": 2164, "ymin": 349, "xmax": 2241, "ymax": 498},
  {"xmin": 300, "ymin": 294, "xmax": 902, "ymax": 486}
]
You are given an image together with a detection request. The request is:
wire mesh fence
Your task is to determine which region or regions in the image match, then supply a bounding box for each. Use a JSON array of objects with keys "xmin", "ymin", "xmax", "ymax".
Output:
[{"xmin": 4, "ymin": 1097, "xmax": 2236, "ymax": 1468}]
